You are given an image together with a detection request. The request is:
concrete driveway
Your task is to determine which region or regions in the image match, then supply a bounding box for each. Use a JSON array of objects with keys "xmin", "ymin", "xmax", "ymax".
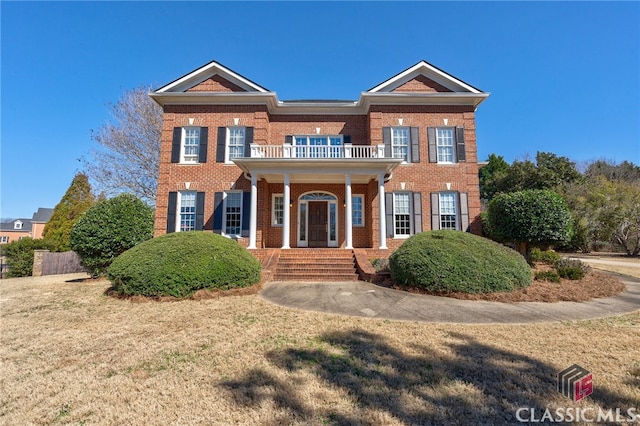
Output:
[{"xmin": 259, "ymin": 275, "xmax": 640, "ymax": 324}]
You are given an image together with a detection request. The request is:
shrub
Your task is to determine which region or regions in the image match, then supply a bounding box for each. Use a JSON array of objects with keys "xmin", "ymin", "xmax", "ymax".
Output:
[
  {"xmin": 534, "ymin": 270, "xmax": 561, "ymax": 283},
  {"xmin": 529, "ymin": 248, "xmax": 561, "ymax": 265},
  {"xmin": 0, "ymin": 238, "xmax": 54, "ymax": 277},
  {"xmin": 107, "ymin": 232, "xmax": 261, "ymax": 297},
  {"xmin": 389, "ymin": 231, "xmax": 532, "ymax": 293},
  {"xmin": 555, "ymin": 258, "xmax": 590, "ymax": 280},
  {"xmin": 371, "ymin": 258, "xmax": 390, "ymax": 272},
  {"xmin": 70, "ymin": 194, "xmax": 154, "ymax": 276}
]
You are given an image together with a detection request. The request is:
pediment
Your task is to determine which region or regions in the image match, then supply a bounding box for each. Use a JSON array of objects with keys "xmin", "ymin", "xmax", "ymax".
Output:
[
  {"xmin": 155, "ymin": 60, "xmax": 269, "ymax": 93},
  {"xmin": 368, "ymin": 61, "xmax": 482, "ymax": 94}
]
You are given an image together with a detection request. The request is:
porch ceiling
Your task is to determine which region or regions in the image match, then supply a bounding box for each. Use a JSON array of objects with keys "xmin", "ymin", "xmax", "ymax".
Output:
[{"xmin": 233, "ymin": 158, "xmax": 403, "ymax": 184}]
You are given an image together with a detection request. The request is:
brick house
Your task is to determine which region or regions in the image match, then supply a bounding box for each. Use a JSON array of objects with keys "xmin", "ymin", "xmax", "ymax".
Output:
[
  {"xmin": 151, "ymin": 60, "xmax": 488, "ymax": 255},
  {"xmin": 0, "ymin": 208, "xmax": 53, "ymax": 244}
]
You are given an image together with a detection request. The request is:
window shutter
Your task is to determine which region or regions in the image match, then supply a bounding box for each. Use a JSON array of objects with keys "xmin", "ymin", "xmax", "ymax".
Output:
[
  {"xmin": 382, "ymin": 127, "xmax": 391, "ymax": 158},
  {"xmin": 430, "ymin": 192, "xmax": 440, "ymax": 230},
  {"xmin": 166, "ymin": 192, "xmax": 177, "ymax": 233},
  {"xmin": 413, "ymin": 192, "xmax": 423, "ymax": 234},
  {"xmin": 213, "ymin": 192, "xmax": 224, "ymax": 234},
  {"xmin": 195, "ymin": 192, "xmax": 205, "ymax": 231},
  {"xmin": 244, "ymin": 127, "xmax": 254, "ymax": 158},
  {"xmin": 171, "ymin": 128, "xmax": 182, "ymax": 163},
  {"xmin": 343, "ymin": 135, "xmax": 351, "ymax": 144},
  {"xmin": 427, "ymin": 127, "xmax": 437, "ymax": 163},
  {"xmin": 410, "ymin": 127, "xmax": 420, "ymax": 163},
  {"xmin": 216, "ymin": 127, "xmax": 226, "ymax": 163},
  {"xmin": 456, "ymin": 127, "xmax": 466, "ymax": 162},
  {"xmin": 459, "ymin": 192, "xmax": 469, "ymax": 231},
  {"xmin": 198, "ymin": 127, "xmax": 208, "ymax": 163},
  {"xmin": 285, "ymin": 135, "xmax": 293, "ymax": 145},
  {"xmin": 241, "ymin": 192, "xmax": 251, "ymax": 237},
  {"xmin": 385, "ymin": 193, "xmax": 394, "ymax": 238}
]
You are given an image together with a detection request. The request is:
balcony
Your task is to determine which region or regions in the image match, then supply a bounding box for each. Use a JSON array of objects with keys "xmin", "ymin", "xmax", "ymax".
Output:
[{"xmin": 250, "ymin": 144, "xmax": 386, "ymax": 159}]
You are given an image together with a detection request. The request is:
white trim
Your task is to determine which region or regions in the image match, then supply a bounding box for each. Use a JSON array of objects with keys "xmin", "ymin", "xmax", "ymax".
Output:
[
  {"xmin": 13, "ymin": 220, "xmax": 23, "ymax": 230},
  {"xmin": 392, "ymin": 192, "xmax": 413, "ymax": 239},
  {"xmin": 222, "ymin": 191, "xmax": 243, "ymax": 238},
  {"xmin": 156, "ymin": 60, "xmax": 269, "ymax": 93},
  {"xmin": 271, "ymin": 193, "xmax": 284, "ymax": 227},
  {"xmin": 176, "ymin": 191, "xmax": 197, "ymax": 232},
  {"xmin": 391, "ymin": 127, "xmax": 411, "ymax": 163},
  {"xmin": 180, "ymin": 126, "xmax": 200, "ymax": 164},
  {"xmin": 297, "ymin": 191, "xmax": 339, "ymax": 248},
  {"xmin": 352, "ymin": 194, "xmax": 365, "ymax": 227},
  {"xmin": 436, "ymin": 127, "xmax": 456, "ymax": 164},
  {"xmin": 439, "ymin": 192, "xmax": 458, "ymax": 231},
  {"xmin": 225, "ymin": 126, "xmax": 246, "ymax": 164}
]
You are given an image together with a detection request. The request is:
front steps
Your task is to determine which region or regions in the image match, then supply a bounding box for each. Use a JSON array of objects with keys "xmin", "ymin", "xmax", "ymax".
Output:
[{"xmin": 272, "ymin": 249, "xmax": 359, "ymax": 281}]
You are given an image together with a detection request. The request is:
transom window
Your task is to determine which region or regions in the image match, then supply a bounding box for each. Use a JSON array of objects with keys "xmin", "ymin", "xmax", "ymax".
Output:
[
  {"xmin": 393, "ymin": 193, "xmax": 412, "ymax": 237},
  {"xmin": 272, "ymin": 194, "xmax": 284, "ymax": 226},
  {"xmin": 293, "ymin": 136, "xmax": 343, "ymax": 158},
  {"xmin": 391, "ymin": 128, "xmax": 410, "ymax": 162},
  {"xmin": 179, "ymin": 192, "xmax": 196, "ymax": 231},
  {"xmin": 439, "ymin": 192, "xmax": 457, "ymax": 230},
  {"xmin": 182, "ymin": 127, "xmax": 200, "ymax": 163},
  {"xmin": 352, "ymin": 195, "xmax": 364, "ymax": 227},
  {"xmin": 227, "ymin": 127, "xmax": 246, "ymax": 162},
  {"xmin": 224, "ymin": 192, "xmax": 242, "ymax": 235},
  {"xmin": 436, "ymin": 128, "xmax": 455, "ymax": 163}
]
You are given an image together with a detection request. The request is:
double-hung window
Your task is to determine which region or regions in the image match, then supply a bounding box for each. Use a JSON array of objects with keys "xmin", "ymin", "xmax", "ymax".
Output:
[
  {"xmin": 272, "ymin": 194, "xmax": 284, "ymax": 226},
  {"xmin": 227, "ymin": 127, "xmax": 245, "ymax": 162},
  {"xmin": 223, "ymin": 192, "xmax": 242, "ymax": 236},
  {"xmin": 436, "ymin": 128, "xmax": 455, "ymax": 163},
  {"xmin": 439, "ymin": 192, "xmax": 457, "ymax": 230},
  {"xmin": 393, "ymin": 193, "xmax": 412, "ymax": 237},
  {"xmin": 182, "ymin": 127, "xmax": 200, "ymax": 163},
  {"xmin": 1, "ymin": 236, "xmax": 9, "ymax": 243},
  {"xmin": 178, "ymin": 191, "xmax": 197, "ymax": 231},
  {"xmin": 391, "ymin": 128, "xmax": 410, "ymax": 162},
  {"xmin": 352, "ymin": 195, "xmax": 364, "ymax": 226},
  {"xmin": 293, "ymin": 135, "xmax": 343, "ymax": 158}
]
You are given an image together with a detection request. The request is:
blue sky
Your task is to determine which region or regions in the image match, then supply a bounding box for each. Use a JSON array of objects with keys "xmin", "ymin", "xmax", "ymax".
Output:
[{"xmin": 2, "ymin": 1, "xmax": 639, "ymax": 219}]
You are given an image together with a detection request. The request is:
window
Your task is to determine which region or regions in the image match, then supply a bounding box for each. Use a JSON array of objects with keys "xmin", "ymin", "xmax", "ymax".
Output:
[
  {"xmin": 393, "ymin": 193, "xmax": 412, "ymax": 237},
  {"xmin": 439, "ymin": 192, "xmax": 457, "ymax": 230},
  {"xmin": 272, "ymin": 194, "xmax": 284, "ymax": 226},
  {"xmin": 1, "ymin": 236, "xmax": 8, "ymax": 243},
  {"xmin": 14, "ymin": 221, "xmax": 23, "ymax": 230},
  {"xmin": 352, "ymin": 195, "xmax": 364, "ymax": 226},
  {"xmin": 436, "ymin": 128, "xmax": 455, "ymax": 163},
  {"xmin": 293, "ymin": 135, "xmax": 343, "ymax": 158},
  {"xmin": 391, "ymin": 128, "xmax": 410, "ymax": 162},
  {"xmin": 227, "ymin": 127, "xmax": 246, "ymax": 162},
  {"xmin": 178, "ymin": 192, "xmax": 196, "ymax": 231},
  {"xmin": 223, "ymin": 192, "xmax": 242, "ymax": 236},
  {"xmin": 182, "ymin": 127, "xmax": 200, "ymax": 163}
]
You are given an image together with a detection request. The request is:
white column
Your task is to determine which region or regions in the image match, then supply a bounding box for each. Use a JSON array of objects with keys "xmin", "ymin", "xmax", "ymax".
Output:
[
  {"xmin": 378, "ymin": 173, "xmax": 387, "ymax": 249},
  {"xmin": 345, "ymin": 174, "xmax": 353, "ymax": 249},
  {"xmin": 282, "ymin": 173, "xmax": 291, "ymax": 249},
  {"xmin": 248, "ymin": 174, "xmax": 258, "ymax": 249}
]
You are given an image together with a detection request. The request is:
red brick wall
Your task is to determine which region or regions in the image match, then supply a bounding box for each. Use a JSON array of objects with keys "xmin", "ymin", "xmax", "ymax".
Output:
[
  {"xmin": 186, "ymin": 75, "xmax": 247, "ymax": 92},
  {"xmin": 392, "ymin": 75, "xmax": 453, "ymax": 93}
]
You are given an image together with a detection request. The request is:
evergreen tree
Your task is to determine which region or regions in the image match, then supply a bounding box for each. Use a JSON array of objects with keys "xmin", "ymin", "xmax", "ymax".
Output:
[{"xmin": 42, "ymin": 173, "xmax": 95, "ymax": 251}]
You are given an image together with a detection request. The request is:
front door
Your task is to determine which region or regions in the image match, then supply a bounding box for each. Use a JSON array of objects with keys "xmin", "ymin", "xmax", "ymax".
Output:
[{"xmin": 308, "ymin": 201, "xmax": 328, "ymax": 247}]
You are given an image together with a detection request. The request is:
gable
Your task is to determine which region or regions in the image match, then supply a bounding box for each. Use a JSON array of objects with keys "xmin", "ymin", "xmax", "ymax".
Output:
[
  {"xmin": 186, "ymin": 75, "xmax": 248, "ymax": 93},
  {"xmin": 391, "ymin": 75, "xmax": 453, "ymax": 93}
]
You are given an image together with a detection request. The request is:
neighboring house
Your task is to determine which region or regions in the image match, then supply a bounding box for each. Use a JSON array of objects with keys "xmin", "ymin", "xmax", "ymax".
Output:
[
  {"xmin": 0, "ymin": 208, "xmax": 54, "ymax": 243},
  {"xmin": 151, "ymin": 60, "xmax": 489, "ymax": 251}
]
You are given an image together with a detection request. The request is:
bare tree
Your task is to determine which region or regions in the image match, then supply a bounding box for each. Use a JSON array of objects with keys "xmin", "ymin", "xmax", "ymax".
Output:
[{"xmin": 82, "ymin": 86, "xmax": 162, "ymax": 205}]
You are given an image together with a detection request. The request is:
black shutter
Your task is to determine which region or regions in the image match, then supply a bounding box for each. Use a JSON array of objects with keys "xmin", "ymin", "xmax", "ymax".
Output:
[
  {"xmin": 413, "ymin": 192, "xmax": 423, "ymax": 234},
  {"xmin": 195, "ymin": 192, "xmax": 205, "ymax": 231},
  {"xmin": 171, "ymin": 128, "xmax": 182, "ymax": 163},
  {"xmin": 410, "ymin": 127, "xmax": 420, "ymax": 163},
  {"xmin": 198, "ymin": 127, "xmax": 208, "ymax": 163},
  {"xmin": 385, "ymin": 193, "xmax": 394, "ymax": 238},
  {"xmin": 427, "ymin": 127, "xmax": 437, "ymax": 163},
  {"xmin": 456, "ymin": 127, "xmax": 466, "ymax": 162},
  {"xmin": 244, "ymin": 127, "xmax": 254, "ymax": 158},
  {"xmin": 241, "ymin": 192, "xmax": 251, "ymax": 237},
  {"xmin": 382, "ymin": 127, "xmax": 391, "ymax": 158},
  {"xmin": 285, "ymin": 135, "xmax": 293, "ymax": 145},
  {"xmin": 166, "ymin": 192, "xmax": 177, "ymax": 233},
  {"xmin": 430, "ymin": 192, "xmax": 440, "ymax": 230},
  {"xmin": 343, "ymin": 135, "xmax": 351, "ymax": 144},
  {"xmin": 216, "ymin": 127, "xmax": 226, "ymax": 163},
  {"xmin": 459, "ymin": 192, "xmax": 469, "ymax": 231},
  {"xmin": 213, "ymin": 192, "xmax": 224, "ymax": 234}
]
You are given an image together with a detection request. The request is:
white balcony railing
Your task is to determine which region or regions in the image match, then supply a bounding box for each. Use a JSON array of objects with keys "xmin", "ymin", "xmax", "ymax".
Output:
[{"xmin": 250, "ymin": 144, "xmax": 387, "ymax": 159}]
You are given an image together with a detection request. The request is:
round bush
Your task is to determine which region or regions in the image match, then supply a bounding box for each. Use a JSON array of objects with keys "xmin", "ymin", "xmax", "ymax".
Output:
[
  {"xmin": 107, "ymin": 232, "xmax": 261, "ymax": 297},
  {"xmin": 389, "ymin": 231, "xmax": 532, "ymax": 293},
  {"xmin": 70, "ymin": 194, "xmax": 154, "ymax": 276}
]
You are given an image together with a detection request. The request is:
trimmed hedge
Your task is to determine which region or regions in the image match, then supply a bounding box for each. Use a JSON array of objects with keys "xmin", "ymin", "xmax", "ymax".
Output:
[
  {"xmin": 107, "ymin": 232, "xmax": 261, "ymax": 297},
  {"xmin": 389, "ymin": 231, "xmax": 532, "ymax": 293}
]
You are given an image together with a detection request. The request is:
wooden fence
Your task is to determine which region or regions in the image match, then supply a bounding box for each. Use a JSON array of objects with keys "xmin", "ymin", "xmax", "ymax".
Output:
[{"xmin": 34, "ymin": 250, "xmax": 86, "ymax": 276}]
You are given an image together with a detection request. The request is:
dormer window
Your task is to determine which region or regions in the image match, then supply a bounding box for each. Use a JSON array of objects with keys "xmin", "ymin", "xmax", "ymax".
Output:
[{"xmin": 14, "ymin": 221, "xmax": 23, "ymax": 230}]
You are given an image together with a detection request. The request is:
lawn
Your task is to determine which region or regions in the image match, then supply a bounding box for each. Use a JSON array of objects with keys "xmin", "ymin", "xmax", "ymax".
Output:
[{"xmin": 1, "ymin": 272, "xmax": 638, "ymax": 425}]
